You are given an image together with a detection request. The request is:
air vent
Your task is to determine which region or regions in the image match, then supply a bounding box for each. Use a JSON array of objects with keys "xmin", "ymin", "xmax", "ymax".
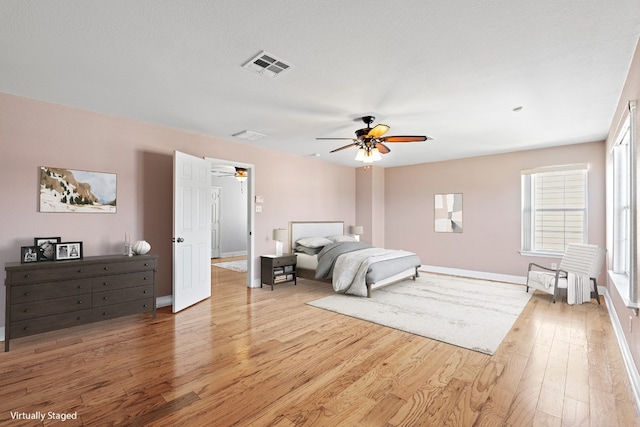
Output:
[
  {"xmin": 232, "ymin": 130, "xmax": 267, "ymax": 141},
  {"xmin": 243, "ymin": 51, "xmax": 292, "ymax": 78}
]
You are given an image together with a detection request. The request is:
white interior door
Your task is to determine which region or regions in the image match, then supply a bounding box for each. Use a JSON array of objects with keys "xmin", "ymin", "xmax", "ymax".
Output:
[
  {"xmin": 211, "ymin": 187, "xmax": 221, "ymax": 258},
  {"xmin": 173, "ymin": 151, "xmax": 212, "ymax": 313}
]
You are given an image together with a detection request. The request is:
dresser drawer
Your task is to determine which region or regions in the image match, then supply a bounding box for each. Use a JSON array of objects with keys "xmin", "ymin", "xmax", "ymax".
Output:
[
  {"xmin": 11, "ymin": 279, "xmax": 91, "ymax": 303},
  {"xmin": 8, "ymin": 264, "xmax": 92, "ymax": 285},
  {"xmin": 11, "ymin": 309, "xmax": 92, "ymax": 339},
  {"xmin": 272, "ymin": 255, "xmax": 296, "ymax": 267},
  {"xmin": 93, "ymin": 284, "xmax": 154, "ymax": 307},
  {"xmin": 92, "ymin": 298, "xmax": 154, "ymax": 321},
  {"xmin": 82, "ymin": 258, "xmax": 157, "ymax": 276},
  {"xmin": 11, "ymin": 295, "xmax": 91, "ymax": 321},
  {"xmin": 7, "ymin": 256, "xmax": 157, "ymax": 285},
  {"xmin": 92, "ymin": 271, "xmax": 154, "ymax": 291}
]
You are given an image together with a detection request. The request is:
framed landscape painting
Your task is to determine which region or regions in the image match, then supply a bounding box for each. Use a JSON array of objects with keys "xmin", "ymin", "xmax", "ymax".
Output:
[{"xmin": 39, "ymin": 166, "xmax": 116, "ymax": 213}]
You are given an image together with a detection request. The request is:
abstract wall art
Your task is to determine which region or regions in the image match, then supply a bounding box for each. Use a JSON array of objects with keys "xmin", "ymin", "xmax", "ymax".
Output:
[{"xmin": 434, "ymin": 193, "xmax": 463, "ymax": 233}]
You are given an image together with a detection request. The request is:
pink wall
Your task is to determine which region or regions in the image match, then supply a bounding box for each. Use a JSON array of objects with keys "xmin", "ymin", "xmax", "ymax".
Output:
[
  {"xmin": 0, "ymin": 93, "xmax": 355, "ymax": 328},
  {"xmin": 384, "ymin": 141, "xmax": 606, "ymax": 278},
  {"xmin": 355, "ymin": 166, "xmax": 385, "ymax": 247},
  {"xmin": 605, "ymin": 39, "xmax": 640, "ymax": 373}
]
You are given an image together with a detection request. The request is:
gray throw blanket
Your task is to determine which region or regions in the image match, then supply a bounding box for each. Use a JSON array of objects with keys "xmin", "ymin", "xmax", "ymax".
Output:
[
  {"xmin": 315, "ymin": 242, "xmax": 421, "ymax": 296},
  {"xmin": 315, "ymin": 242, "xmax": 373, "ymax": 280}
]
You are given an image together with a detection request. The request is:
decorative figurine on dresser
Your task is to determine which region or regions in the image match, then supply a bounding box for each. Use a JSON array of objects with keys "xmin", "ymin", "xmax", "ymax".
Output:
[{"xmin": 5, "ymin": 236, "xmax": 158, "ymax": 351}]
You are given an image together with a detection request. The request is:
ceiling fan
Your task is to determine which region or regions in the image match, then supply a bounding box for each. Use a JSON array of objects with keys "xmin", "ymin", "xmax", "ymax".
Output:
[
  {"xmin": 316, "ymin": 116, "xmax": 432, "ymax": 163},
  {"xmin": 211, "ymin": 165, "xmax": 248, "ymax": 182}
]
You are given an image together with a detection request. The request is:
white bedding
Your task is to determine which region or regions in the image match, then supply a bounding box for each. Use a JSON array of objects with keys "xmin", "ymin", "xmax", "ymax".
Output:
[{"xmin": 295, "ymin": 253, "xmax": 318, "ymax": 270}]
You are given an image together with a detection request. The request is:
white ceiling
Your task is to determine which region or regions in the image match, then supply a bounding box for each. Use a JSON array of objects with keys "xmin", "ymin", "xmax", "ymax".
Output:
[{"xmin": 1, "ymin": 1, "xmax": 639, "ymax": 168}]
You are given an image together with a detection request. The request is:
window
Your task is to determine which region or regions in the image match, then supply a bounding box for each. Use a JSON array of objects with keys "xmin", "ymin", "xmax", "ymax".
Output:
[
  {"xmin": 521, "ymin": 164, "xmax": 588, "ymax": 255},
  {"xmin": 613, "ymin": 115, "xmax": 631, "ymax": 276},
  {"xmin": 611, "ymin": 100, "xmax": 637, "ymax": 309}
]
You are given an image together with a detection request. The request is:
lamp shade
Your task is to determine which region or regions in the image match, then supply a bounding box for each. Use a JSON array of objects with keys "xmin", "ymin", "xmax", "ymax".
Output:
[
  {"xmin": 349, "ymin": 225, "xmax": 364, "ymax": 235},
  {"xmin": 272, "ymin": 228, "xmax": 288, "ymax": 242}
]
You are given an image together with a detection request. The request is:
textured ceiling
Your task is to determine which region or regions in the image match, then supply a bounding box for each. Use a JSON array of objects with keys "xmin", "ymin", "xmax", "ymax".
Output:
[{"xmin": 1, "ymin": 1, "xmax": 639, "ymax": 167}]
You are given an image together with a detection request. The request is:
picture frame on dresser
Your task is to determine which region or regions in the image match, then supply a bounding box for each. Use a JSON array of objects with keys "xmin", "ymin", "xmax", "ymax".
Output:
[
  {"xmin": 20, "ymin": 246, "xmax": 38, "ymax": 263},
  {"xmin": 54, "ymin": 241, "xmax": 83, "ymax": 261},
  {"xmin": 34, "ymin": 236, "xmax": 61, "ymax": 261}
]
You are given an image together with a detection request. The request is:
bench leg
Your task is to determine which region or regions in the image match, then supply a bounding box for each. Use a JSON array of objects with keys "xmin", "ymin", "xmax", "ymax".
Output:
[{"xmin": 591, "ymin": 278, "xmax": 601, "ymax": 305}]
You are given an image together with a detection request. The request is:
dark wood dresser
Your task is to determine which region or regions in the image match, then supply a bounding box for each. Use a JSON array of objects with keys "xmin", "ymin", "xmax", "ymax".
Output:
[{"xmin": 4, "ymin": 254, "xmax": 157, "ymax": 351}]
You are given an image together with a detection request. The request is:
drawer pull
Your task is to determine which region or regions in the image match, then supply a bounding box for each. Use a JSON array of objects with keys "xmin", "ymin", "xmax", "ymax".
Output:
[
  {"xmin": 103, "ymin": 296, "xmax": 108, "ymax": 300},
  {"xmin": 143, "ymin": 304, "xmax": 148, "ymax": 308},
  {"xmin": 24, "ymin": 274, "xmax": 31, "ymax": 279},
  {"xmin": 144, "ymin": 276, "xmax": 148, "ymax": 280},
  {"xmin": 103, "ymin": 282, "xmax": 108, "ymax": 286},
  {"xmin": 77, "ymin": 269, "xmax": 83, "ymax": 273},
  {"xmin": 23, "ymin": 292, "xmax": 30, "ymax": 296},
  {"xmin": 143, "ymin": 290, "xmax": 148, "ymax": 293},
  {"xmin": 104, "ymin": 266, "xmax": 109, "ymax": 270},
  {"xmin": 77, "ymin": 317, "xmax": 81, "ymax": 321},
  {"xmin": 23, "ymin": 326, "xmax": 28, "ymax": 331},
  {"xmin": 77, "ymin": 285, "xmax": 83, "ymax": 289},
  {"xmin": 77, "ymin": 301, "xmax": 83, "ymax": 304},
  {"xmin": 102, "ymin": 312, "xmax": 108, "ymax": 315},
  {"xmin": 24, "ymin": 309, "xmax": 30, "ymax": 313}
]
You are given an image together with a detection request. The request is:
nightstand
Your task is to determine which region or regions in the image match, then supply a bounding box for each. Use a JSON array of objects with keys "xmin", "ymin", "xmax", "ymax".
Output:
[{"xmin": 260, "ymin": 254, "xmax": 297, "ymax": 290}]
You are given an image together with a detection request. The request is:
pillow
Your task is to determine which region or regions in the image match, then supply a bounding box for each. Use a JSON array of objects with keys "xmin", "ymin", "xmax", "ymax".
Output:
[
  {"xmin": 296, "ymin": 236, "xmax": 333, "ymax": 248},
  {"xmin": 327, "ymin": 235, "xmax": 356, "ymax": 243},
  {"xmin": 294, "ymin": 245, "xmax": 323, "ymax": 255}
]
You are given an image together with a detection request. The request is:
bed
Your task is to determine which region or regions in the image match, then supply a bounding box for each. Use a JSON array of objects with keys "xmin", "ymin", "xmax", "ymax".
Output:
[{"xmin": 289, "ymin": 221, "xmax": 422, "ymax": 297}]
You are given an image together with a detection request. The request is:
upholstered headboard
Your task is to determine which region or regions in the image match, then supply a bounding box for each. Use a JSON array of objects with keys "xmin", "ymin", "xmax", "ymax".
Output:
[{"xmin": 289, "ymin": 221, "xmax": 344, "ymax": 250}]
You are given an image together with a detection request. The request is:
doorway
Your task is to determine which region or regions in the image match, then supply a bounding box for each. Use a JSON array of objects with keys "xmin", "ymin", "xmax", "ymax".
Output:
[
  {"xmin": 211, "ymin": 187, "xmax": 221, "ymax": 258},
  {"xmin": 206, "ymin": 157, "xmax": 255, "ymax": 289}
]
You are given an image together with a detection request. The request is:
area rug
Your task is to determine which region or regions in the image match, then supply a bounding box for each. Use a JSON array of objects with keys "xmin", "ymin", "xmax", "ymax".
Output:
[
  {"xmin": 307, "ymin": 272, "xmax": 532, "ymax": 355},
  {"xmin": 212, "ymin": 259, "xmax": 247, "ymax": 273}
]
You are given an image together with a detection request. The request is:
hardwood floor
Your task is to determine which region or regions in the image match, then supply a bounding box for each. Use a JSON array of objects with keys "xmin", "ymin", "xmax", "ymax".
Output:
[{"xmin": 1, "ymin": 264, "xmax": 638, "ymax": 426}]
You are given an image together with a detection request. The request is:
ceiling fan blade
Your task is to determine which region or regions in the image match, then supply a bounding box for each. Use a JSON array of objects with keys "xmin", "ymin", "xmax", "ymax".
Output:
[
  {"xmin": 381, "ymin": 135, "xmax": 430, "ymax": 143},
  {"xmin": 316, "ymin": 137, "xmax": 356, "ymax": 141},
  {"xmin": 330, "ymin": 143, "xmax": 357, "ymax": 153},
  {"xmin": 366, "ymin": 124, "xmax": 390, "ymax": 138},
  {"xmin": 377, "ymin": 143, "xmax": 391, "ymax": 154}
]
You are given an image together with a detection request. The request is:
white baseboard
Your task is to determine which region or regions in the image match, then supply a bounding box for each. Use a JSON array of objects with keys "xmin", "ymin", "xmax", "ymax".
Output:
[
  {"xmin": 602, "ymin": 287, "xmax": 640, "ymax": 412},
  {"xmin": 219, "ymin": 251, "xmax": 247, "ymax": 258},
  {"xmin": 0, "ymin": 327, "xmax": 4, "ymax": 343},
  {"xmin": 419, "ymin": 265, "xmax": 527, "ymax": 285},
  {"xmin": 156, "ymin": 295, "xmax": 173, "ymax": 308}
]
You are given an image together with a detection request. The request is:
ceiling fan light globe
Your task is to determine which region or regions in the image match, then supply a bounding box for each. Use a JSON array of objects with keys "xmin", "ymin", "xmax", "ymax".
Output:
[
  {"xmin": 371, "ymin": 147, "xmax": 382, "ymax": 161},
  {"xmin": 355, "ymin": 148, "xmax": 366, "ymax": 161}
]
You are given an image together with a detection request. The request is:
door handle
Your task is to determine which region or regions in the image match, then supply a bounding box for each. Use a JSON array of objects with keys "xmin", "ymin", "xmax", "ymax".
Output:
[{"xmin": 173, "ymin": 237, "xmax": 185, "ymax": 243}]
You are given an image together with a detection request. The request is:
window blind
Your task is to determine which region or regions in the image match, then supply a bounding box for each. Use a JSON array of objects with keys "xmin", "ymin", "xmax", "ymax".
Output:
[
  {"xmin": 521, "ymin": 164, "xmax": 587, "ymax": 254},
  {"xmin": 533, "ymin": 169, "xmax": 586, "ymax": 252}
]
